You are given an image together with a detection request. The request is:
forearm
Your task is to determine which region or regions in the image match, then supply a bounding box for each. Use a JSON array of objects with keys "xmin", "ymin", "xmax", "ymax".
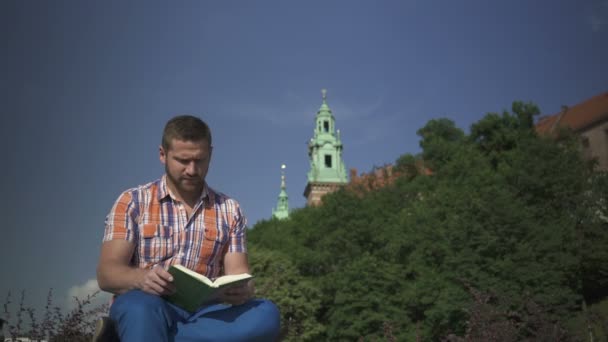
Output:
[
  {"xmin": 97, "ymin": 262, "xmax": 146, "ymax": 295},
  {"xmin": 223, "ymin": 252, "xmax": 250, "ymax": 275}
]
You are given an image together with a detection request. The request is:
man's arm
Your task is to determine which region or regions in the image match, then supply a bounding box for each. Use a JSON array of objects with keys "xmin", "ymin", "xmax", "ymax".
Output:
[
  {"xmin": 96, "ymin": 240, "xmax": 175, "ymax": 296},
  {"xmin": 217, "ymin": 252, "xmax": 254, "ymax": 305},
  {"xmin": 223, "ymin": 252, "xmax": 250, "ymax": 275}
]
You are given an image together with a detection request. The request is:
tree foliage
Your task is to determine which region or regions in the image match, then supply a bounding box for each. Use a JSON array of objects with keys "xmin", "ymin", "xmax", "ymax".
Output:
[
  {"xmin": 248, "ymin": 245, "xmax": 324, "ymax": 341},
  {"xmin": 247, "ymin": 101, "xmax": 608, "ymax": 340}
]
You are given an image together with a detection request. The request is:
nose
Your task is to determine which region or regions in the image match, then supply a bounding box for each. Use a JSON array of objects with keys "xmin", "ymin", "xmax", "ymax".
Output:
[{"xmin": 185, "ymin": 161, "xmax": 197, "ymax": 175}]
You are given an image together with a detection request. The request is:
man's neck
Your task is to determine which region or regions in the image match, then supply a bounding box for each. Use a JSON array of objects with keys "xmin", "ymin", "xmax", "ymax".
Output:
[
  {"xmin": 166, "ymin": 181, "xmax": 203, "ymax": 208},
  {"xmin": 179, "ymin": 194, "xmax": 199, "ymax": 208}
]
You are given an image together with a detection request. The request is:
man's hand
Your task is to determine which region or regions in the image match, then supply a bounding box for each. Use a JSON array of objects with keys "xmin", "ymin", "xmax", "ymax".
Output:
[
  {"xmin": 138, "ymin": 267, "xmax": 176, "ymax": 296},
  {"xmin": 216, "ymin": 280, "xmax": 255, "ymax": 306}
]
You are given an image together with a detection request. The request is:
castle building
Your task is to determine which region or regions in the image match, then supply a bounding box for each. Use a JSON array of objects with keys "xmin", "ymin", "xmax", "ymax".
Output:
[
  {"xmin": 303, "ymin": 89, "xmax": 349, "ymax": 206},
  {"xmin": 272, "ymin": 164, "xmax": 289, "ymax": 219},
  {"xmin": 536, "ymin": 92, "xmax": 608, "ymax": 171}
]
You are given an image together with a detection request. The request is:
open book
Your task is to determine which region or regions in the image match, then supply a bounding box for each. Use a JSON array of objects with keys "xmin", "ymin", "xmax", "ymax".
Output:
[{"xmin": 164, "ymin": 264, "xmax": 253, "ymax": 312}]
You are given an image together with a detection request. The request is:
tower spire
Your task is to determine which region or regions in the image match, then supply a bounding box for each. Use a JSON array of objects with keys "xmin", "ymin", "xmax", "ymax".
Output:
[
  {"xmin": 303, "ymin": 89, "xmax": 348, "ymax": 206},
  {"xmin": 272, "ymin": 164, "xmax": 289, "ymax": 219},
  {"xmin": 281, "ymin": 165, "xmax": 286, "ymax": 189}
]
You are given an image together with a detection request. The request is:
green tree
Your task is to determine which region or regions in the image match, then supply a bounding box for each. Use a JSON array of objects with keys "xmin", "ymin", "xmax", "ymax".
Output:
[
  {"xmin": 324, "ymin": 253, "xmax": 411, "ymax": 340},
  {"xmin": 416, "ymin": 118, "xmax": 465, "ymax": 172},
  {"xmin": 578, "ymin": 172, "xmax": 608, "ymax": 304},
  {"xmin": 248, "ymin": 100, "xmax": 608, "ymax": 340},
  {"xmin": 248, "ymin": 246, "xmax": 324, "ymax": 341},
  {"xmin": 469, "ymin": 101, "xmax": 539, "ymax": 168}
]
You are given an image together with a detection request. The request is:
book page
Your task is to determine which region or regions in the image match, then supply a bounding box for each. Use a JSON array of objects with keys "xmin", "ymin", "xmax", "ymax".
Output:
[
  {"xmin": 172, "ymin": 264, "xmax": 214, "ymax": 287},
  {"xmin": 213, "ymin": 273, "xmax": 253, "ymax": 287}
]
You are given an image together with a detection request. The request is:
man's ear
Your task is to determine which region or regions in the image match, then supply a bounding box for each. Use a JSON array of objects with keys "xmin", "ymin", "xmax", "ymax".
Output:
[{"xmin": 159, "ymin": 145, "xmax": 167, "ymax": 165}]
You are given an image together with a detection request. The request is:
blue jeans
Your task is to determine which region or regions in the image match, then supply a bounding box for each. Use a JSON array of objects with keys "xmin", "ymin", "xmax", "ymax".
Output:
[{"xmin": 109, "ymin": 290, "xmax": 280, "ymax": 342}]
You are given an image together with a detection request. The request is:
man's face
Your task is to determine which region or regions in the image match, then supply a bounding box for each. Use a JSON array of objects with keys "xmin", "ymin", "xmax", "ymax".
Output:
[{"xmin": 160, "ymin": 139, "xmax": 212, "ymax": 198}]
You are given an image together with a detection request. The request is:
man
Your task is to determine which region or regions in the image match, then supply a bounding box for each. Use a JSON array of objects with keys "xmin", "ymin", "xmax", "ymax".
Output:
[{"xmin": 96, "ymin": 115, "xmax": 280, "ymax": 341}]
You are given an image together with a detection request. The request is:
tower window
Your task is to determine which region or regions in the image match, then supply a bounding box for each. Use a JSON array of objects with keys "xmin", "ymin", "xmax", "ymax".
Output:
[
  {"xmin": 324, "ymin": 121, "xmax": 329, "ymax": 132},
  {"xmin": 325, "ymin": 155, "xmax": 332, "ymax": 168}
]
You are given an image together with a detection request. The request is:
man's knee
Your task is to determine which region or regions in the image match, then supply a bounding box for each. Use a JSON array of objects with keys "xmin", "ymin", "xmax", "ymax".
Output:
[
  {"xmin": 248, "ymin": 299, "xmax": 281, "ymax": 340},
  {"xmin": 109, "ymin": 290, "xmax": 174, "ymax": 341},
  {"xmin": 110, "ymin": 290, "xmax": 168, "ymax": 320},
  {"xmin": 255, "ymin": 299, "xmax": 280, "ymax": 324}
]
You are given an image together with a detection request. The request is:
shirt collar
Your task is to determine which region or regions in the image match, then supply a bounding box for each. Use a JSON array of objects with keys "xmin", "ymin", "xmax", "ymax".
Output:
[{"xmin": 158, "ymin": 175, "xmax": 210, "ymax": 205}]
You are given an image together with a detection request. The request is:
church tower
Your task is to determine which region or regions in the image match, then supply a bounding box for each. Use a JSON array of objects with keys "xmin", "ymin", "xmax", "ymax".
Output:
[
  {"xmin": 303, "ymin": 89, "xmax": 348, "ymax": 206},
  {"xmin": 272, "ymin": 164, "xmax": 289, "ymax": 219}
]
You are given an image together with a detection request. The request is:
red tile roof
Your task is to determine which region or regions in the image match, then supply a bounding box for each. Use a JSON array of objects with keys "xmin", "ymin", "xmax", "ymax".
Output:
[
  {"xmin": 346, "ymin": 162, "xmax": 432, "ymax": 196},
  {"xmin": 536, "ymin": 92, "xmax": 608, "ymax": 135}
]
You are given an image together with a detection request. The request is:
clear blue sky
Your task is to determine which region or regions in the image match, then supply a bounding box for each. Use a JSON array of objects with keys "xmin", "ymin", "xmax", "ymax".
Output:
[{"xmin": 2, "ymin": 0, "xmax": 607, "ymax": 314}]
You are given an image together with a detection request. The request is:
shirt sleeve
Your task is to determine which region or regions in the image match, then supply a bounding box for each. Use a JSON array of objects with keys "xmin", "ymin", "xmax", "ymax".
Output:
[
  {"xmin": 103, "ymin": 191, "xmax": 139, "ymax": 242},
  {"xmin": 228, "ymin": 201, "xmax": 248, "ymax": 253}
]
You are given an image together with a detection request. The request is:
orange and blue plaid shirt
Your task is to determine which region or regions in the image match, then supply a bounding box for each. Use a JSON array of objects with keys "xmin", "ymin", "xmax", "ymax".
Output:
[{"xmin": 103, "ymin": 175, "xmax": 247, "ymax": 279}]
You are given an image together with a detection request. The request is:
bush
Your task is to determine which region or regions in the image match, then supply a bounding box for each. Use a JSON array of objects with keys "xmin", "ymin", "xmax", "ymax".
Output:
[{"xmin": 2, "ymin": 289, "xmax": 108, "ymax": 342}]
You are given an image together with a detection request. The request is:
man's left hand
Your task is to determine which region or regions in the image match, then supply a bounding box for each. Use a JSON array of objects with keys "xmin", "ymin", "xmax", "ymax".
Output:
[{"xmin": 217, "ymin": 280, "xmax": 255, "ymax": 306}]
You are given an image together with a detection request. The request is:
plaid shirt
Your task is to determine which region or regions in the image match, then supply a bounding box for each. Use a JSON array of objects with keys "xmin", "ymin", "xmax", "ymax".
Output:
[{"xmin": 103, "ymin": 175, "xmax": 247, "ymax": 279}]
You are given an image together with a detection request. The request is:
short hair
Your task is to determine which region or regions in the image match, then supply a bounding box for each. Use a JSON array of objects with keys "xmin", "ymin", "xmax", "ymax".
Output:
[{"xmin": 161, "ymin": 115, "xmax": 212, "ymax": 150}]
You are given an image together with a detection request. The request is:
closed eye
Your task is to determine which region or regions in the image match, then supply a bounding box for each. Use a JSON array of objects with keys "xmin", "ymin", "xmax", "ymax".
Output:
[{"xmin": 174, "ymin": 157, "xmax": 205, "ymax": 165}]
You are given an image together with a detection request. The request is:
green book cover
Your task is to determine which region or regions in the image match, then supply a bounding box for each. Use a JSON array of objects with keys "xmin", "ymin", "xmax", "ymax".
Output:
[{"xmin": 164, "ymin": 264, "xmax": 253, "ymax": 313}]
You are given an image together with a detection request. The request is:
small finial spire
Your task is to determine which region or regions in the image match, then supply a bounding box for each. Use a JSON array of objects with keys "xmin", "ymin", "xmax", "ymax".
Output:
[
  {"xmin": 281, "ymin": 164, "xmax": 286, "ymax": 189},
  {"xmin": 321, "ymin": 89, "xmax": 327, "ymax": 102}
]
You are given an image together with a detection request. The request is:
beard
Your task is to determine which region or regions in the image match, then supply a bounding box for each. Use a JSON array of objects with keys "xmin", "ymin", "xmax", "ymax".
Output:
[{"xmin": 166, "ymin": 166, "xmax": 204, "ymax": 196}]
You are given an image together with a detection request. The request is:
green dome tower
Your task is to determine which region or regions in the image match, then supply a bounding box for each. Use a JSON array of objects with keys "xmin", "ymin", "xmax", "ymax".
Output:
[
  {"xmin": 272, "ymin": 164, "xmax": 289, "ymax": 219},
  {"xmin": 303, "ymin": 89, "xmax": 349, "ymax": 206}
]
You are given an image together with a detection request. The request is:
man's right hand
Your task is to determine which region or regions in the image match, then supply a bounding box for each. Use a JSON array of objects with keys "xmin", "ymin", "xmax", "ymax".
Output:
[{"xmin": 139, "ymin": 267, "xmax": 176, "ymax": 296}]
